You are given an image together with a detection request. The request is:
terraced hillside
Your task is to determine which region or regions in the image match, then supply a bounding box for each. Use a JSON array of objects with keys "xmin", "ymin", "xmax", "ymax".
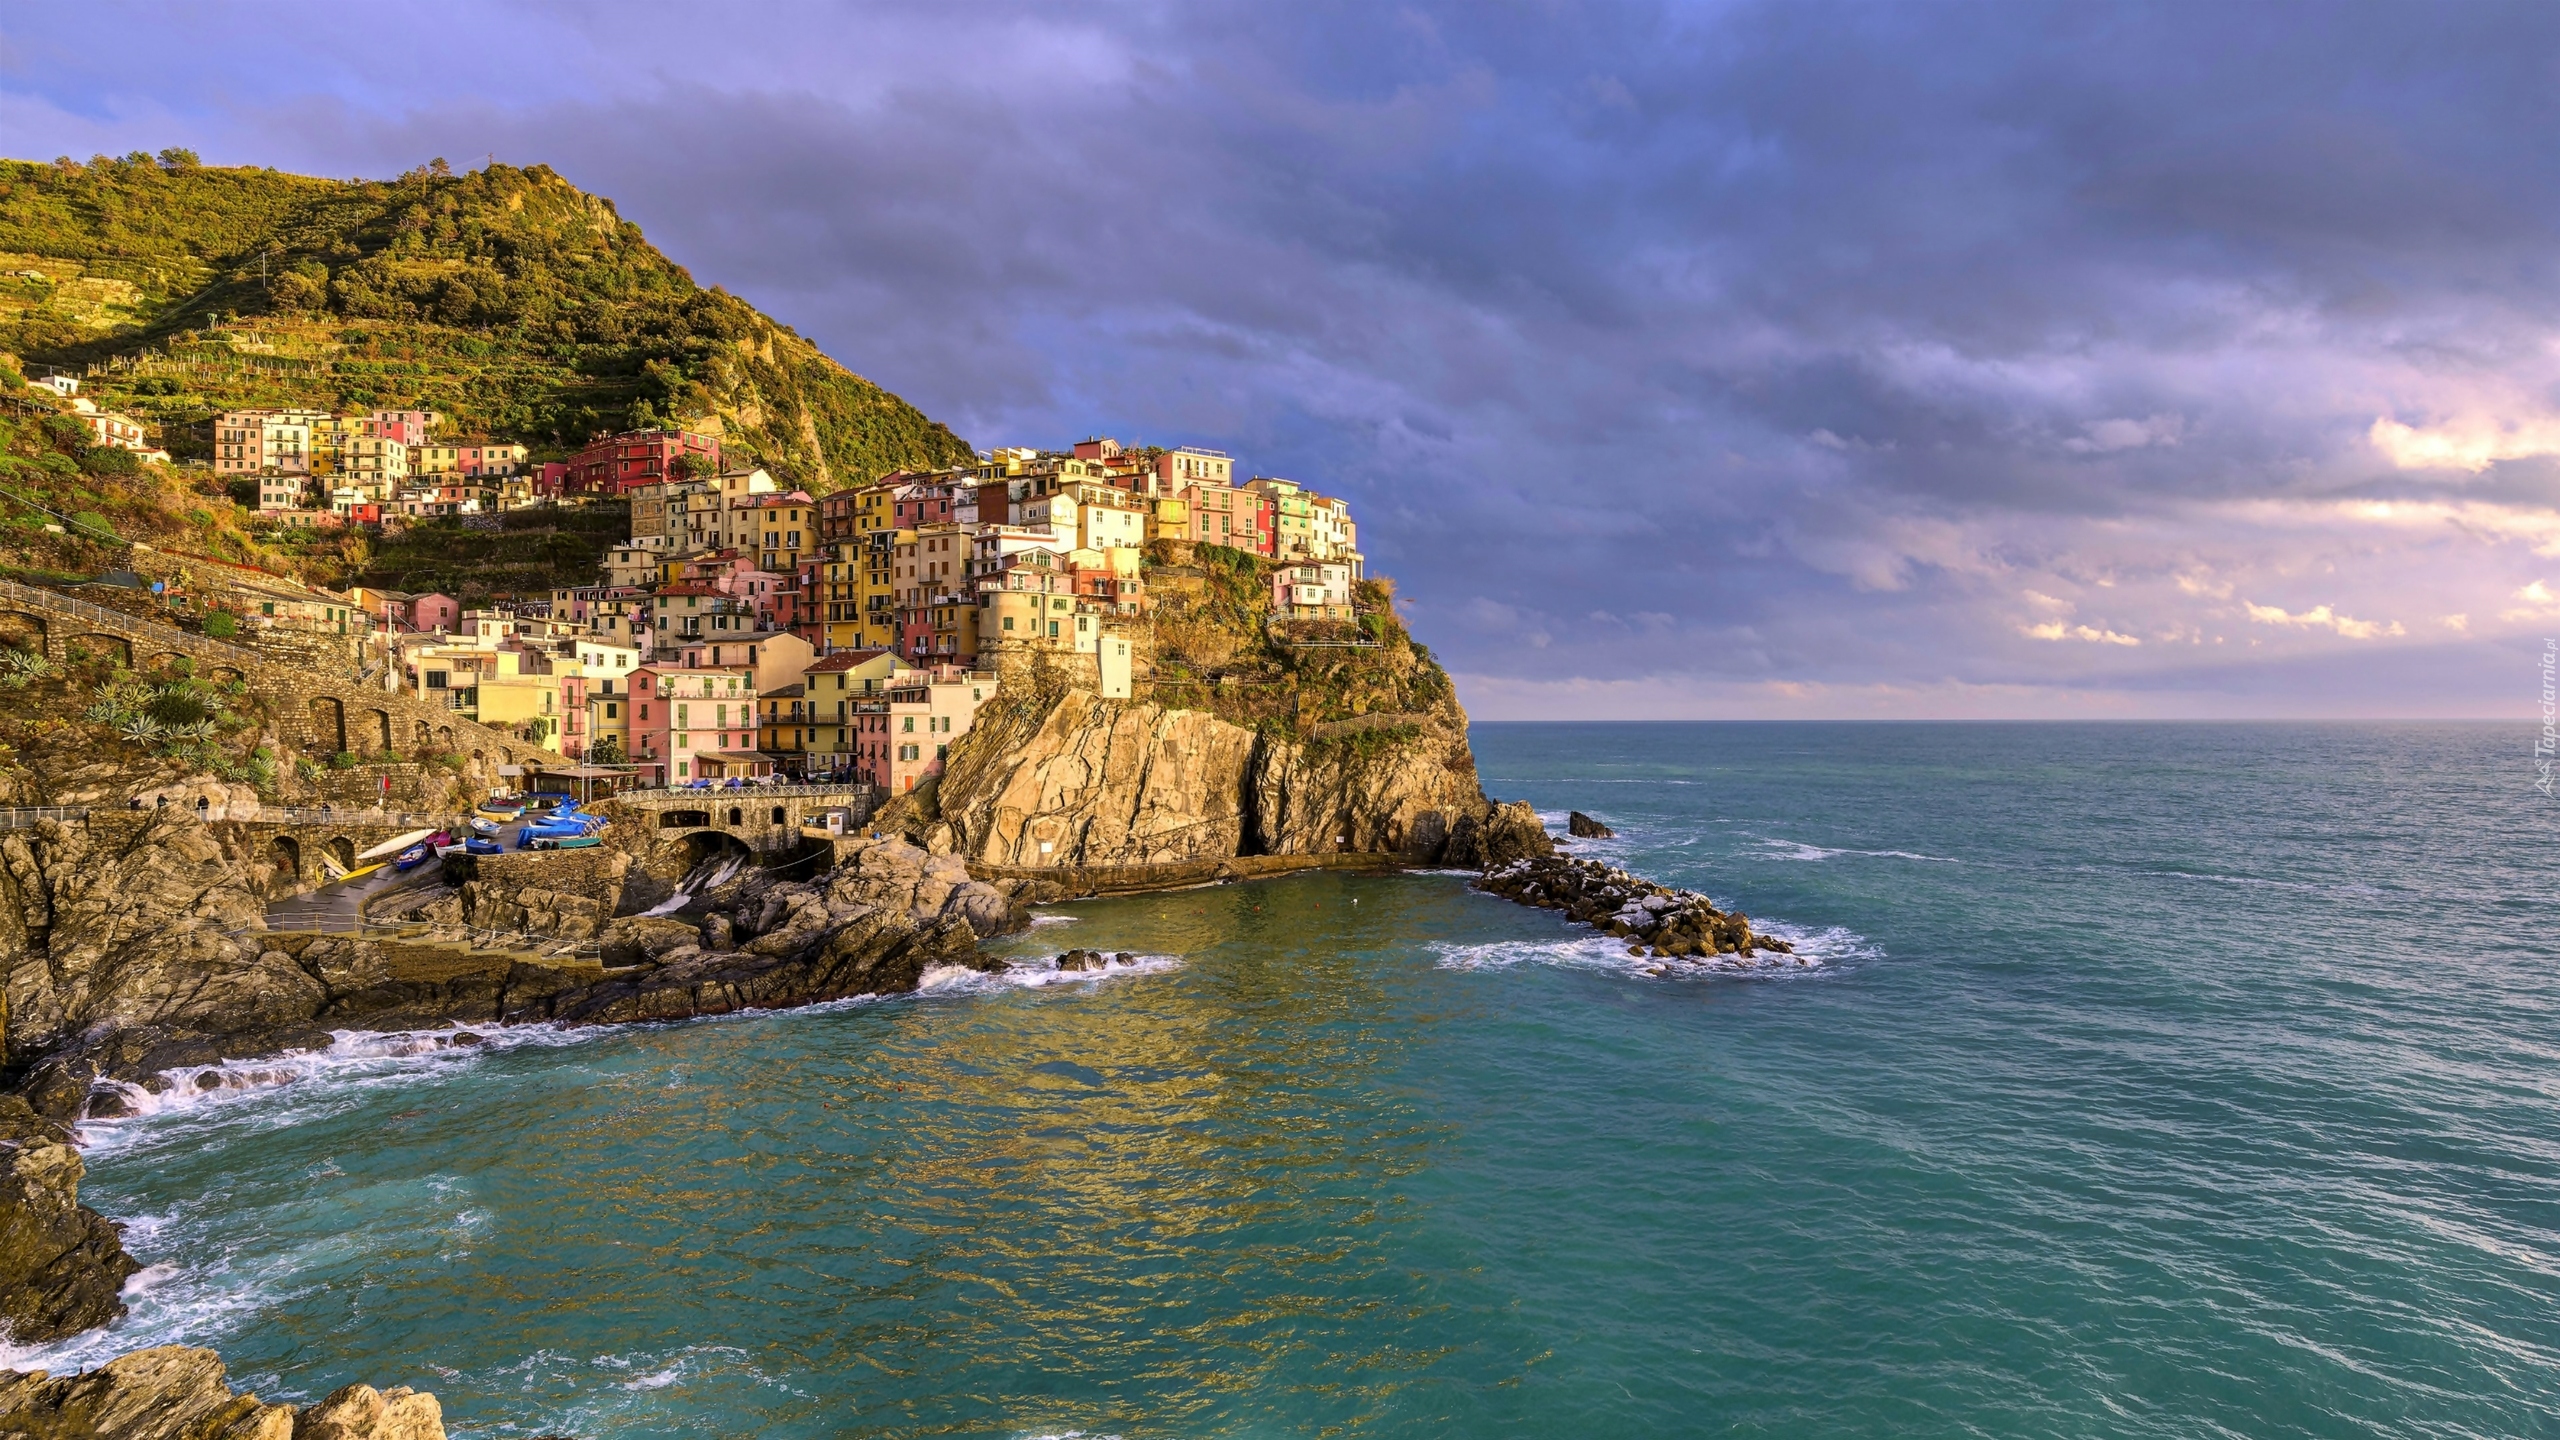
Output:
[{"xmin": 0, "ymin": 153, "xmax": 972, "ymax": 487}]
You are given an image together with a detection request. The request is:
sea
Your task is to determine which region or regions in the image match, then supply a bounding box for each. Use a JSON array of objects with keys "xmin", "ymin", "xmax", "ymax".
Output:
[{"xmin": 18, "ymin": 722, "xmax": 2557, "ymax": 1439}]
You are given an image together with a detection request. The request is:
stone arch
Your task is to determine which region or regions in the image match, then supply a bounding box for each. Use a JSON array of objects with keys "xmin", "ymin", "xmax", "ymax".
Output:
[
  {"xmin": 415, "ymin": 720, "xmax": 433, "ymax": 751},
  {"xmin": 325, "ymin": 836, "xmax": 357, "ymax": 871},
  {"xmin": 142, "ymin": 649, "xmax": 190, "ymax": 675},
  {"xmin": 266, "ymin": 834, "xmax": 302, "ymax": 886},
  {"xmin": 310, "ymin": 696, "xmax": 347, "ymax": 755},
  {"xmin": 726, "ymin": 805, "xmax": 744, "ymax": 827},
  {"xmin": 367, "ymin": 708, "xmax": 393, "ymax": 754},
  {"xmin": 0, "ymin": 610, "xmax": 47, "ymax": 657},
  {"xmin": 770, "ymin": 805, "xmax": 786, "ymax": 826},
  {"xmin": 205, "ymin": 665, "xmax": 243, "ymax": 683},
  {"xmin": 437, "ymin": 725, "xmax": 454, "ymax": 750},
  {"xmin": 64, "ymin": 632, "xmax": 131, "ymax": 668},
  {"xmin": 660, "ymin": 808, "xmax": 711, "ymax": 829},
  {"xmin": 681, "ymin": 830, "xmax": 753, "ymax": 868}
]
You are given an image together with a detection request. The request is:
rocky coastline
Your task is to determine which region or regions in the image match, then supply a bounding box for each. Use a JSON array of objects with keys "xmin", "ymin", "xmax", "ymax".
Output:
[{"xmin": 0, "ymin": 659, "xmax": 1783, "ymax": 1434}]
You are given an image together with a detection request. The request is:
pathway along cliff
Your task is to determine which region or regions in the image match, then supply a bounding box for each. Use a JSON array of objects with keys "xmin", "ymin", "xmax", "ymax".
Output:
[{"xmin": 0, "ymin": 566, "xmax": 1804, "ymax": 1420}]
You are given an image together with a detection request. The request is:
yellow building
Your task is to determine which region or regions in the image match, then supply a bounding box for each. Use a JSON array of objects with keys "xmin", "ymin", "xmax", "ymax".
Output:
[
  {"xmin": 859, "ymin": 529, "xmax": 906, "ymax": 651},
  {"xmin": 800, "ymin": 648, "xmax": 912, "ymax": 777},
  {"xmin": 411, "ymin": 443, "xmax": 461, "ymax": 476},
  {"xmin": 469, "ymin": 649, "xmax": 585, "ymax": 753},
  {"xmin": 743, "ymin": 494, "xmax": 812, "ymax": 573},
  {"xmin": 340, "ymin": 436, "xmax": 408, "ymax": 497}
]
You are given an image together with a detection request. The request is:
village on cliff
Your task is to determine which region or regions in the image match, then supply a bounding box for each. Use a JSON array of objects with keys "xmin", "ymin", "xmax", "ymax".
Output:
[{"xmin": 53, "ymin": 379, "xmax": 1369, "ymax": 798}]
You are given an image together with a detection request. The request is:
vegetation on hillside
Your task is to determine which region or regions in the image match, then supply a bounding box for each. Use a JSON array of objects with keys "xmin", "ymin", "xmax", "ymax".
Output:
[
  {"xmin": 0, "ymin": 395, "xmax": 357, "ymax": 584},
  {"xmin": 357, "ymin": 504, "xmax": 629, "ymax": 601},
  {"xmin": 0, "ymin": 152, "xmax": 974, "ymax": 488},
  {"xmin": 1142, "ymin": 541, "xmax": 1455, "ymax": 733}
]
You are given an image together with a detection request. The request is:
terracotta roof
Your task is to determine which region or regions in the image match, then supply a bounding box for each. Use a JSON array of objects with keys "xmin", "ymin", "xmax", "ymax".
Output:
[{"xmin": 805, "ymin": 648, "xmax": 895, "ymax": 672}]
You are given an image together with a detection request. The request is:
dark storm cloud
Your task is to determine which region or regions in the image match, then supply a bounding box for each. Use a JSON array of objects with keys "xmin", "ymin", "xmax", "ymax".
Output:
[{"xmin": 5, "ymin": 0, "xmax": 2554, "ymax": 714}]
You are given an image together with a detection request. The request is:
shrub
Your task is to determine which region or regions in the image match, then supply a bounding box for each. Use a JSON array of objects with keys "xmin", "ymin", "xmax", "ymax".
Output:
[
  {"xmin": 79, "ymin": 447, "xmax": 140, "ymax": 478},
  {"xmin": 327, "ymin": 750, "xmax": 357, "ymax": 770},
  {"xmin": 201, "ymin": 611, "xmax": 237, "ymax": 637}
]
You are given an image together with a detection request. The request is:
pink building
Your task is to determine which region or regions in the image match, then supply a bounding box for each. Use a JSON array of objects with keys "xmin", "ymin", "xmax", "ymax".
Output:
[
  {"xmin": 631, "ymin": 664, "xmax": 766, "ymax": 785},
  {"xmin": 405, "ymin": 593, "xmax": 462, "ymax": 633},
  {"xmin": 365, "ymin": 410, "xmax": 437, "ymax": 447}
]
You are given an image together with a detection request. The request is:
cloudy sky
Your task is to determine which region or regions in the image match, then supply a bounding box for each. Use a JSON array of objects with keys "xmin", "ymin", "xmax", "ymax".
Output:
[{"xmin": 4, "ymin": 1, "xmax": 2551, "ymax": 718}]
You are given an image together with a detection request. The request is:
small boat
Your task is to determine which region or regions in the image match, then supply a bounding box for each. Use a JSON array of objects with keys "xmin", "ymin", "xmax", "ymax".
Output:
[
  {"xmin": 342, "ymin": 861, "xmax": 388, "ymax": 883},
  {"xmin": 531, "ymin": 833, "xmax": 602, "ymax": 850},
  {"xmin": 463, "ymin": 836, "xmax": 503, "ymax": 856},
  {"xmin": 468, "ymin": 817, "xmax": 502, "ymax": 836},
  {"xmin": 392, "ymin": 843, "xmax": 432, "ymax": 871},
  {"xmin": 433, "ymin": 840, "xmax": 470, "ymax": 858}
]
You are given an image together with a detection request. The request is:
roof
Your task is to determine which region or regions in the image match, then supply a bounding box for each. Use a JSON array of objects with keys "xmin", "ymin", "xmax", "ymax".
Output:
[
  {"xmin": 654, "ymin": 583, "xmax": 725, "ymax": 598},
  {"xmin": 805, "ymin": 648, "xmax": 896, "ymax": 672},
  {"xmin": 764, "ymin": 683, "xmax": 806, "ymax": 698}
]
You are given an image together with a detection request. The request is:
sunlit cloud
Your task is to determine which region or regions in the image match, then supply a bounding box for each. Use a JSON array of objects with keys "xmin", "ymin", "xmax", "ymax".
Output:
[
  {"xmin": 2020, "ymin": 621, "xmax": 2141, "ymax": 646},
  {"xmin": 2368, "ymin": 414, "xmax": 2560, "ymax": 473},
  {"xmin": 2242, "ymin": 602, "xmax": 2405, "ymax": 640}
]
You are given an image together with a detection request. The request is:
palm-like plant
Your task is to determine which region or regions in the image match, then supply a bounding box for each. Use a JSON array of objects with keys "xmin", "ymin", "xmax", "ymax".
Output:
[{"xmin": 116, "ymin": 716, "xmax": 164, "ymax": 744}]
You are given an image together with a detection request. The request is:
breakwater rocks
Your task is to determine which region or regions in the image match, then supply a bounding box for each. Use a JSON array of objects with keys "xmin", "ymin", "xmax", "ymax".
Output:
[
  {"xmin": 0, "ymin": 1344, "xmax": 449, "ymax": 1439},
  {"xmin": 1475, "ymin": 854, "xmax": 1803, "ymax": 971}
]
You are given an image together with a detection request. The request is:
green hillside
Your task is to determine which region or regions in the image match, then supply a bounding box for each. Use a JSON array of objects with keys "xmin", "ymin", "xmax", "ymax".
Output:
[{"xmin": 0, "ymin": 152, "xmax": 973, "ymax": 488}]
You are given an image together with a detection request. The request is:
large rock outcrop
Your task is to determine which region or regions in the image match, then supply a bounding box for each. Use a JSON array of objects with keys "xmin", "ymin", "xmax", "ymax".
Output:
[
  {"xmin": 933, "ymin": 687, "xmax": 1522, "ymax": 871},
  {"xmin": 0, "ymin": 1096, "xmax": 137, "ymax": 1343},
  {"xmin": 15, "ymin": 832, "xmax": 1022, "ymax": 1114},
  {"xmin": 0, "ymin": 814, "xmax": 280, "ymax": 1069},
  {"xmin": 932, "ymin": 689, "xmax": 1261, "ymax": 866},
  {"xmin": 0, "ymin": 1345, "xmax": 445, "ymax": 1439}
]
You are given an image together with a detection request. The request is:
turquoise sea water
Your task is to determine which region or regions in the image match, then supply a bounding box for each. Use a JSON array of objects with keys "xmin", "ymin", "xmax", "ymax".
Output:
[{"xmin": 26, "ymin": 722, "xmax": 2559, "ymax": 1438}]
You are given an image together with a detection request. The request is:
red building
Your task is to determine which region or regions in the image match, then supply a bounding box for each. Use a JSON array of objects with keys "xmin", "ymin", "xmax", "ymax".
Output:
[
  {"xmin": 818, "ymin": 489, "xmax": 861, "ymax": 544},
  {"xmin": 893, "ymin": 483, "xmax": 955, "ymax": 530},
  {"xmin": 559, "ymin": 430, "xmax": 720, "ymax": 497},
  {"xmin": 897, "ymin": 606, "xmax": 935, "ymax": 661}
]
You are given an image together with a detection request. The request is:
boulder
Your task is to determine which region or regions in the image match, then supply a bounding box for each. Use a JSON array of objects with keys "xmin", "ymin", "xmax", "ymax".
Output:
[
  {"xmin": 295, "ymin": 1382, "xmax": 444, "ymax": 1440},
  {"xmin": 1567, "ymin": 811, "xmax": 1614, "ymax": 838}
]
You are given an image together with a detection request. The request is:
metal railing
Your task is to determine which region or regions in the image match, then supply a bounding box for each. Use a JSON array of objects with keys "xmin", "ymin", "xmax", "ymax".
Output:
[
  {"xmin": 0, "ymin": 577, "xmax": 263, "ymax": 667},
  {"xmin": 238, "ymin": 805, "xmax": 458, "ymax": 828},
  {"xmin": 616, "ymin": 781, "xmax": 881, "ymax": 803},
  {"xmin": 0, "ymin": 806, "xmax": 90, "ymax": 829}
]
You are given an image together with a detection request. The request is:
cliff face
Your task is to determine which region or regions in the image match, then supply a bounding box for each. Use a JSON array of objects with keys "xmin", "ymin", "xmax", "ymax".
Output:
[
  {"xmin": 0, "ymin": 1096, "xmax": 136, "ymax": 1344},
  {"xmin": 926, "ymin": 548, "xmax": 1535, "ymax": 873},
  {"xmin": 932, "ymin": 681, "xmax": 1511, "ymax": 871},
  {"xmin": 0, "ymin": 815, "xmax": 285, "ymax": 1069},
  {"xmin": 932, "ymin": 690, "xmax": 1262, "ymax": 866}
]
